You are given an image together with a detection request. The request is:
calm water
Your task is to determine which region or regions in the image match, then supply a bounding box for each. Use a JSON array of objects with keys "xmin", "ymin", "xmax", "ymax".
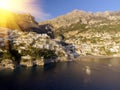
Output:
[{"xmin": 0, "ymin": 57, "xmax": 120, "ymax": 90}]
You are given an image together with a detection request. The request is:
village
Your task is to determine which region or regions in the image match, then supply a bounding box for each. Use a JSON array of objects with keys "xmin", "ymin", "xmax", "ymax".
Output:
[{"xmin": 66, "ymin": 32, "xmax": 120, "ymax": 56}]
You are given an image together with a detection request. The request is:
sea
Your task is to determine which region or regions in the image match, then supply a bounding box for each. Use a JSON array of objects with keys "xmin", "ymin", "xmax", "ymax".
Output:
[{"xmin": 0, "ymin": 57, "xmax": 120, "ymax": 90}]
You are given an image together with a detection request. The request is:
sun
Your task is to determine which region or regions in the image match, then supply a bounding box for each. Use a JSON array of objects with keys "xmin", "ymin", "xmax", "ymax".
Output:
[
  {"xmin": 0, "ymin": 0, "xmax": 9, "ymax": 10},
  {"xmin": 0, "ymin": 0, "xmax": 42, "ymax": 27},
  {"xmin": 0, "ymin": 0, "xmax": 43, "ymax": 20},
  {"xmin": 0, "ymin": 0, "xmax": 25, "ymax": 30},
  {"xmin": 0, "ymin": 0, "xmax": 25, "ymax": 11}
]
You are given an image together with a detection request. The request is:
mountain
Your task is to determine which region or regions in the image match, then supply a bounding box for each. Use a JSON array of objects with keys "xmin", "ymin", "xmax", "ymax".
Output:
[
  {"xmin": 39, "ymin": 10, "xmax": 120, "ymax": 36},
  {"xmin": 39, "ymin": 10, "xmax": 120, "ymax": 56}
]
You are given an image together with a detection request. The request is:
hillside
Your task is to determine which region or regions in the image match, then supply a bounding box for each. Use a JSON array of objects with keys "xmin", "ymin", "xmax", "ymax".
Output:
[
  {"xmin": 39, "ymin": 10, "xmax": 120, "ymax": 56},
  {"xmin": 0, "ymin": 10, "xmax": 78, "ymax": 69}
]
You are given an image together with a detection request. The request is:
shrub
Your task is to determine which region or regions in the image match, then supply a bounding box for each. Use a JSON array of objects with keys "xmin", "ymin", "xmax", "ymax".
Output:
[
  {"xmin": 39, "ymin": 49, "xmax": 57, "ymax": 59},
  {"xmin": 2, "ymin": 51, "xmax": 12, "ymax": 60}
]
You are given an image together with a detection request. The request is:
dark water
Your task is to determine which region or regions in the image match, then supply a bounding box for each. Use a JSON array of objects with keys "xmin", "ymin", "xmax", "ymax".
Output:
[{"xmin": 0, "ymin": 57, "xmax": 120, "ymax": 90}]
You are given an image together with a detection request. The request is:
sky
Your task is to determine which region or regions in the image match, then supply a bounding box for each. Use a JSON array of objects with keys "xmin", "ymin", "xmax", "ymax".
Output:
[
  {"xmin": 39, "ymin": 0, "xmax": 120, "ymax": 21},
  {"xmin": 1, "ymin": 0, "xmax": 120, "ymax": 21}
]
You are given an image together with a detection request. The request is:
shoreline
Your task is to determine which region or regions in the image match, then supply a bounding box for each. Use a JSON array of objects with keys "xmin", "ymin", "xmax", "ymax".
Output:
[
  {"xmin": 1, "ymin": 55, "xmax": 120, "ymax": 71},
  {"xmin": 78, "ymin": 55, "xmax": 120, "ymax": 59}
]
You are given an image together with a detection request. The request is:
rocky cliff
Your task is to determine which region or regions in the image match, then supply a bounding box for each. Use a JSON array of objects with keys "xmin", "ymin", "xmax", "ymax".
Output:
[{"xmin": 0, "ymin": 9, "xmax": 54, "ymax": 38}]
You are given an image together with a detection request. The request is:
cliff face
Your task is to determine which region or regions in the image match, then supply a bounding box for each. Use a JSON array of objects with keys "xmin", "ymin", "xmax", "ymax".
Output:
[
  {"xmin": 0, "ymin": 9, "xmax": 54, "ymax": 36},
  {"xmin": 0, "ymin": 9, "xmax": 39, "ymax": 31}
]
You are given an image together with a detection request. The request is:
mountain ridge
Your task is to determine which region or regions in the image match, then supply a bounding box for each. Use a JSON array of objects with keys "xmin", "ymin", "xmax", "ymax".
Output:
[
  {"xmin": 39, "ymin": 10, "xmax": 120, "ymax": 28},
  {"xmin": 39, "ymin": 10, "xmax": 120, "ymax": 37}
]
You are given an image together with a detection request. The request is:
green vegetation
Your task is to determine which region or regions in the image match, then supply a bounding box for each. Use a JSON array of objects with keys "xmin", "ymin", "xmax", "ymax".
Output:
[
  {"xmin": 0, "ymin": 51, "xmax": 12, "ymax": 62},
  {"xmin": 39, "ymin": 49, "xmax": 57, "ymax": 59},
  {"xmin": 55, "ymin": 23, "xmax": 88, "ymax": 37}
]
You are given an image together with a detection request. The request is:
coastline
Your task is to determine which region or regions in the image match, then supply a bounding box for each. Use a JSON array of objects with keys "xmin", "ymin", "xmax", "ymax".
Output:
[{"xmin": 1, "ymin": 55, "xmax": 120, "ymax": 71}]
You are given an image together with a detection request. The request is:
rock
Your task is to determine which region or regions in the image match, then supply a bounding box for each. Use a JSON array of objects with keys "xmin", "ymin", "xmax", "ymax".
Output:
[
  {"xmin": 36, "ymin": 60, "xmax": 44, "ymax": 66},
  {"xmin": 0, "ymin": 59, "xmax": 14, "ymax": 70},
  {"xmin": 20, "ymin": 59, "xmax": 44, "ymax": 67},
  {"xmin": 0, "ymin": 27, "xmax": 10, "ymax": 49},
  {"xmin": 20, "ymin": 59, "xmax": 33, "ymax": 67}
]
